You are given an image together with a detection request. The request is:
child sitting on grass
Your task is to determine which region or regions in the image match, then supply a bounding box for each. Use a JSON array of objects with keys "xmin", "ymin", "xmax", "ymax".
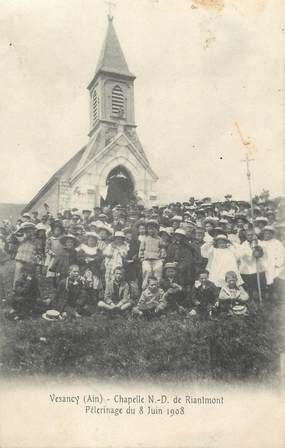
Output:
[
  {"xmin": 160, "ymin": 262, "xmax": 187, "ymax": 313},
  {"xmin": 132, "ymin": 276, "xmax": 167, "ymax": 318},
  {"xmin": 98, "ymin": 266, "xmax": 132, "ymax": 313},
  {"xmin": 10, "ymin": 263, "xmax": 40, "ymax": 320},
  {"xmin": 217, "ymin": 271, "xmax": 249, "ymax": 316},
  {"xmin": 52, "ymin": 264, "xmax": 84, "ymax": 319},
  {"xmin": 190, "ymin": 269, "xmax": 218, "ymax": 319}
]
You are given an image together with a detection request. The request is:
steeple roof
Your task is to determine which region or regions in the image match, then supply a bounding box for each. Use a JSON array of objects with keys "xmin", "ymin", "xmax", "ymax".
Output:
[{"xmin": 91, "ymin": 16, "xmax": 135, "ymax": 84}]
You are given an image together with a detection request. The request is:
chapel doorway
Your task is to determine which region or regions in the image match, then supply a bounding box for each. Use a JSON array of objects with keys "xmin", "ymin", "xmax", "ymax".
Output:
[{"xmin": 104, "ymin": 165, "xmax": 135, "ymax": 207}]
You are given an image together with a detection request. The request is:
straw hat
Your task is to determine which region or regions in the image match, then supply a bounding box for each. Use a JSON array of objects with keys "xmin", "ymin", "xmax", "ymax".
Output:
[
  {"xmin": 214, "ymin": 234, "xmax": 229, "ymax": 242},
  {"xmin": 164, "ymin": 262, "xmax": 178, "ymax": 270},
  {"xmin": 263, "ymin": 225, "xmax": 276, "ymax": 233},
  {"xmin": 20, "ymin": 222, "xmax": 36, "ymax": 231},
  {"xmin": 174, "ymin": 228, "xmax": 186, "ymax": 237},
  {"xmin": 59, "ymin": 234, "xmax": 80, "ymax": 247},
  {"xmin": 113, "ymin": 231, "xmax": 126, "ymax": 239},
  {"xmin": 42, "ymin": 310, "xmax": 62, "ymax": 321}
]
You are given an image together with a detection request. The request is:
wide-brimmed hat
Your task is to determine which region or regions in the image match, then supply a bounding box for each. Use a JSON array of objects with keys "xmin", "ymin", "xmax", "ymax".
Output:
[
  {"xmin": 184, "ymin": 217, "xmax": 196, "ymax": 226},
  {"xmin": 59, "ymin": 234, "xmax": 80, "ymax": 247},
  {"xmin": 232, "ymin": 304, "xmax": 248, "ymax": 316},
  {"xmin": 174, "ymin": 228, "xmax": 186, "ymax": 237},
  {"xmin": 170, "ymin": 215, "xmax": 183, "ymax": 222},
  {"xmin": 254, "ymin": 216, "xmax": 268, "ymax": 224},
  {"xmin": 214, "ymin": 234, "xmax": 229, "ymax": 242},
  {"xmin": 22, "ymin": 213, "xmax": 32, "ymax": 219},
  {"xmin": 94, "ymin": 221, "xmax": 113, "ymax": 235},
  {"xmin": 159, "ymin": 227, "xmax": 172, "ymax": 237},
  {"xmin": 263, "ymin": 225, "xmax": 276, "ymax": 233},
  {"xmin": 146, "ymin": 219, "xmax": 159, "ymax": 228},
  {"xmin": 36, "ymin": 223, "xmax": 47, "ymax": 232},
  {"xmin": 113, "ymin": 231, "xmax": 126, "ymax": 239},
  {"xmin": 20, "ymin": 222, "xmax": 36, "ymax": 231},
  {"xmin": 235, "ymin": 213, "xmax": 248, "ymax": 222},
  {"xmin": 164, "ymin": 262, "xmax": 178, "ymax": 270},
  {"xmin": 42, "ymin": 310, "xmax": 62, "ymax": 321}
]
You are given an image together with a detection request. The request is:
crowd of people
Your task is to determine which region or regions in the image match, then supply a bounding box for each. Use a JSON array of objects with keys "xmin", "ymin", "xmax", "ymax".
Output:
[{"xmin": 0, "ymin": 190, "xmax": 284, "ymax": 322}]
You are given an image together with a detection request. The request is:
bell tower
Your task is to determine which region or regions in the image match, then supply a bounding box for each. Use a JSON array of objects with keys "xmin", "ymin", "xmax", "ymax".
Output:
[{"xmin": 87, "ymin": 15, "xmax": 136, "ymax": 137}]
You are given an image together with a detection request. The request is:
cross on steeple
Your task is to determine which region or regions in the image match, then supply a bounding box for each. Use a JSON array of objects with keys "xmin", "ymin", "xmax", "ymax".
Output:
[{"xmin": 105, "ymin": 0, "xmax": 116, "ymax": 20}]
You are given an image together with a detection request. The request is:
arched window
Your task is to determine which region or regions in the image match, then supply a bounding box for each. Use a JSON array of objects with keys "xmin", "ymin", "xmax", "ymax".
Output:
[
  {"xmin": 111, "ymin": 85, "xmax": 124, "ymax": 116},
  {"xmin": 92, "ymin": 90, "xmax": 99, "ymax": 124}
]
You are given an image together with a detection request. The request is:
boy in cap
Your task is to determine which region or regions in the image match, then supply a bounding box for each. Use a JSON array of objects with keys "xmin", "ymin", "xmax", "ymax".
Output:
[
  {"xmin": 190, "ymin": 269, "xmax": 218, "ymax": 319},
  {"xmin": 133, "ymin": 276, "xmax": 167, "ymax": 318},
  {"xmin": 139, "ymin": 219, "xmax": 163, "ymax": 289},
  {"xmin": 160, "ymin": 262, "xmax": 187, "ymax": 312}
]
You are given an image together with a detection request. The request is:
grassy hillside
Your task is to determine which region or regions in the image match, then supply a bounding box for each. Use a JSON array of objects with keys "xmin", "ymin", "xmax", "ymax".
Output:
[
  {"xmin": 0, "ymin": 203, "xmax": 25, "ymax": 223},
  {"xmin": 0, "ymin": 261, "xmax": 283, "ymax": 382}
]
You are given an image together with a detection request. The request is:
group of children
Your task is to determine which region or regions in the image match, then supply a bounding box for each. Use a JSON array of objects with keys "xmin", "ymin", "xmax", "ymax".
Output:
[{"xmin": 0, "ymin": 192, "xmax": 284, "ymax": 321}]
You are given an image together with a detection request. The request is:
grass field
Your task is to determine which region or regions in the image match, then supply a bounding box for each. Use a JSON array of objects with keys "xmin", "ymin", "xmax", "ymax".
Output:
[{"xmin": 0, "ymin": 261, "xmax": 283, "ymax": 383}]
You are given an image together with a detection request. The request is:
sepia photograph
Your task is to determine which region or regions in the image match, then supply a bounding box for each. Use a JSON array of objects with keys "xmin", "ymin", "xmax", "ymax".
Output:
[{"xmin": 0, "ymin": 0, "xmax": 284, "ymax": 447}]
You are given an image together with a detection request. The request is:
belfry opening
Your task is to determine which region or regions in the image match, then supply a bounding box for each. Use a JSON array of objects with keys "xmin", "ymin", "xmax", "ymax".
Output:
[{"xmin": 104, "ymin": 165, "xmax": 135, "ymax": 207}]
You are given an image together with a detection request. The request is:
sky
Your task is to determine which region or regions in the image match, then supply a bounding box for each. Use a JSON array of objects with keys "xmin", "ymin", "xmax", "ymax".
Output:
[{"xmin": 0, "ymin": 0, "xmax": 284, "ymax": 204}]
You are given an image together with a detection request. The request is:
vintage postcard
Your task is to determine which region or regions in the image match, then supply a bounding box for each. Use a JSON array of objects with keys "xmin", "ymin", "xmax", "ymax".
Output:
[{"xmin": 0, "ymin": 0, "xmax": 284, "ymax": 447}]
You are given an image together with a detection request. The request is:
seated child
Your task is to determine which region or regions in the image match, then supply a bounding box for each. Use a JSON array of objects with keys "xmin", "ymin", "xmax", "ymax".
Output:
[
  {"xmin": 217, "ymin": 271, "xmax": 249, "ymax": 316},
  {"xmin": 80, "ymin": 267, "xmax": 104, "ymax": 315},
  {"xmin": 160, "ymin": 262, "xmax": 187, "ymax": 312},
  {"xmin": 10, "ymin": 263, "xmax": 40, "ymax": 319},
  {"xmin": 53, "ymin": 264, "xmax": 84, "ymax": 319},
  {"xmin": 98, "ymin": 266, "xmax": 132, "ymax": 312},
  {"xmin": 190, "ymin": 269, "xmax": 218, "ymax": 319},
  {"xmin": 133, "ymin": 276, "xmax": 167, "ymax": 318}
]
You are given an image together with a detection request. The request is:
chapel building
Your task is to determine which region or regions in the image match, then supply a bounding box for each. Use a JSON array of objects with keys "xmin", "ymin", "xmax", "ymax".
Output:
[{"xmin": 23, "ymin": 15, "xmax": 158, "ymax": 214}]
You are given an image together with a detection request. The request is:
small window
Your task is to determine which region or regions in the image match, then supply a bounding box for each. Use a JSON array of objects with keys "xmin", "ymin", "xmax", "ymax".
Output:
[
  {"xmin": 112, "ymin": 85, "xmax": 124, "ymax": 116},
  {"xmin": 92, "ymin": 90, "xmax": 99, "ymax": 124}
]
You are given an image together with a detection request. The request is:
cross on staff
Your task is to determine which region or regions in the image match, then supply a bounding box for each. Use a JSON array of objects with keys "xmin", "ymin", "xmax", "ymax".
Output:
[
  {"xmin": 235, "ymin": 122, "xmax": 263, "ymax": 304},
  {"xmin": 241, "ymin": 152, "xmax": 255, "ymax": 220},
  {"xmin": 105, "ymin": 0, "xmax": 116, "ymax": 19}
]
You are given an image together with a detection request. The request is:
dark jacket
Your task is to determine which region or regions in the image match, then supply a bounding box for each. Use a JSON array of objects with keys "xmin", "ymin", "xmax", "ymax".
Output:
[
  {"xmin": 14, "ymin": 277, "xmax": 40, "ymax": 301},
  {"xmin": 104, "ymin": 280, "xmax": 131, "ymax": 305},
  {"xmin": 124, "ymin": 238, "xmax": 140, "ymax": 282},
  {"xmin": 49, "ymin": 247, "xmax": 78, "ymax": 277},
  {"xmin": 160, "ymin": 277, "xmax": 187, "ymax": 310},
  {"xmin": 166, "ymin": 240, "xmax": 196, "ymax": 287},
  {"xmin": 191, "ymin": 280, "xmax": 218, "ymax": 313}
]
